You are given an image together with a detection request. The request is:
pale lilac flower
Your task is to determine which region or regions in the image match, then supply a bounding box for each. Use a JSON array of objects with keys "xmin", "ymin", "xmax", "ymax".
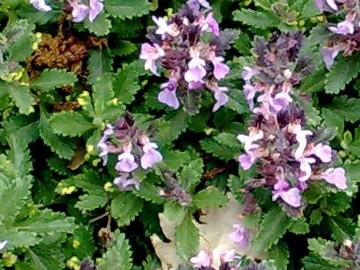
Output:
[
  {"xmin": 188, "ymin": 81, "xmax": 204, "ymax": 89},
  {"xmin": 30, "ymin": 0, "xmax": 52, "ymax": 11},
  {"xmin": 312, "ymin": 143, "xmax": 332, "ymax": 163},
  {"xmin": 152, "ymin": 16, "xmax": 170, "ymax": 38},
  {"xmin": 0, "ymin": 241, "xmax": 7, "ymax": 251},
  {"xmin": 190, "ymin": 250, "xmax": 212, "ymax": 268},
  {"xmin": 97, "ymin": 124, "xmax": 114, "ymax": 165},
  {"xmin": 273, "ymin": 83, "xmax": 293, "ymax": 111},
  {"xmin": 315, "ymin": 0, "xmax": 338, "ymax": 12},
  {"xmin": 88, "ymin": 0, "xmax": 104, "ymax": 22},
  {"xmin": 212, "ymin": 86, "xmax": 228, "ymax": 112},
  {"xmin": 243, "ymin": 83, "xmax": 258, "ymax": 109},
  {"xmin": 328, "ymin": 12, "xmax": 356, "ymax": 35},
  {"xmin": 288, "ymin": 123, "xmax": 312, "ymax": 159},
  {"xmin": 229, "ymin": 224, "xmax": 249, "ymax": 249},
  {"xmin": 238, "ymin": 153, "xmax": 256, "ymax": 170},
  {"xmin": 203, "ymin": 12, "xmax": 219, "ymax": 36},
  {"xmin": 212, "ymin": 57, "xmax": 230, "ymax": 80},
  {"xmin": 115, "ymin": 144, "xmax": 138, "ymax": 172},
  {"xmin": 279, "ymin": 188, "xmax": 301, "ymax": 208},
  {"xmin": 68, "ymin": 0, "xmax": 89, "ymax": 22},
  {"xmin": 114, "ymin": 175, "xmax": 140, "ymax": 190},
  {"xmin": 220, "ymin": 249, "xmax": 236, "ymax": 264},
  {"xmin": 237, "ymin": 128, "xmax": 264, "ymax": 152},
  {"xmin": 322, "ymin": 167, "xmax": 347, "ymax": 189},
  {"xmin": 197, "ymin": 0, "xmax": 211, "ymax": 9},
  {"xmin": 320, "ymin": 46, "xmax": 342, "ymax": 69},
  {"xmin": 242, "ymin": 66, "xmax": 259, "ymax": 81},
  {"xmin": 298, "ymin": 156, "xmax": 316, "ymax": 182},
  {"xmin": 158, "ymin": 79, "xmax": 180, "ymax": 109},
  {"xmin": 140, "ymin": 43, "xmax": 165, "ymax": 76},
  {"xmin": 184, "ymin": 56, "xmax": 207, "ymax": 82},
  {"xmin": 140, "ymin": 138, "xmax": 163, "ymax": 169}
]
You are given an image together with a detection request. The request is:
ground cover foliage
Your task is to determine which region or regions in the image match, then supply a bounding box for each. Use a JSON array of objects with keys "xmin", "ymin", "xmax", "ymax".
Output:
[{"xmin": 1, "ymin": 0, "xmax": 360, "ymax": 269}]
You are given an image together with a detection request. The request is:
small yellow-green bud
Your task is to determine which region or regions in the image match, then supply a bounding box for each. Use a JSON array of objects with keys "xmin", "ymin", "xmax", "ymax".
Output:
[
  {"xmin": 298, "ymin": 20, "xmax": 305, "ymax": 27},
  {"xmin": 104, "ymin": 182, "xmax": 113, "ymax": 192},
  {"xmin": 86, "ymin": 145, "xmax": 94, "ymax": 154},
  {"xmin": 2, "ymin": 252, "xmax": 17, "ymax": 267},
  {"xmin": 92, "ymin": 158, "xmax": 101, "ymax": 167},
  {"xmin": 72, "ymin": 240, "xmax": 80, "ymax": 249}
]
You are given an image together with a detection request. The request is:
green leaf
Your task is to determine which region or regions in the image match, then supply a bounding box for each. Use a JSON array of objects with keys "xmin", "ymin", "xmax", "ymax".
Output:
[
  {"xmin": 113, "ymin": 60, "xmax": 145, "ymax": 105},
  {"xmin": 15, "ymin": 209, "xmax": 75, "ymax": 235},
  {"xmin": 327, "ymin": 96, "xmax": 360, "ymax": 123},
  {"xmin": 233, "ymin": 9, "xmax": 280, "ymax": 29},
  {"xmin": 93, "ymin": 75, "xmax": 114, "ymax": 116},
  {"xmin": 0, "ymin": 230, "xmax": 40, "ymax": 249},
  {"xmin": 269, "ymin": 241, "xmax": 289, "ymax": 270},
  {"xmin": 39, "ymin": 112, "xmax": 74, "ymax": 160},
  {"xmin": 75, "ymin": 194, "xmax": 108, "ymax": 213},
  {"xmin": 84, "ymin": 13, "xmax": 112, "ymax": 36},
  {"xmin": 111, "ymin": 192, "xmax": 144, "ymax": 226},
  {"xmin": 178, "ymin": 157, "xmax": 204, "ymax": 192},
  {"xmin": 200, "ymin": 139, "xmax": 236, "ymax": 160},
  {"xmin": 87, "ymin": 49, "xmax": 113, "ymax": 85},
  {"xmin": 308, "ymin": 238, "xmax": 349, "ymax": 267},
  {"xmin": 6, "ymin": 83, "xmax": 34, "ymax": 115},
  {"xmin": 97, "ymin": 231, "xmax": 133, "ymax": 270},
  {"xmin": 288, "ymin": 217, "xmax": 310, "ymax": 234},
  {"xmin": 27, "ymin": 245, "xmax": 65, "ymax": 270},
  {"xmin": 0, "ymin": 176, "xmax": 32, "ymax": 225},
  {"xmin": 325, "ymin": 53, "xmax": 360, "ymax": 94},
  {"xmin": 302, "ymin": 255, "xmax": 341, "ymax": 270},
  {"xmin": 105, "ymin": 0, "xmax": 150, "ymax": 19},
  {"xmin": 175, "ymin": 214, "xmax": 199, "ymax": 259},
  {"xmin": 155, "ymin": 111, "xmax": 189, "ymax": 145},
  {"xmin": 321, "ymin": 108, "xmax": 344, "ymax": 137},
  {"xmin": 31, "ymin": 69, "xmax": 77, "ymax": 92},
  {"xmin": 253, "ymin": 207, "xmax": 291, "ymax": 252},
  {"xmin": 193, "ymin": 186, "xmax": 228, "ymax": 209},
  {"xmin": 50, "ymin": 111, "xmax": 94, "ymax": 137}
]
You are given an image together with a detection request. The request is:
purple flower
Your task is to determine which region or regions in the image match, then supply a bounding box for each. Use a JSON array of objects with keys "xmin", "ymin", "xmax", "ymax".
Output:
[
  {"xmin": 287, "ymin": 123, "xmax": 312, "ymax": 160},
  {"xmin": 68, "ymin": 0, "xmax": 89, "ymax": 22},
  {"xmin": 190, "ymin": 250, "xmax": 212, "ymax": 268},
  {"xmin": 97, "ymin": 124, "xmax": 114, "ymax": 165},
  {"xmin": 298, "ymin": 156, "xmax": 316, "ymax": 182},
  {"xmin": 184, "ymin": 56, "xmax": 207, "ymax": 83},
  {"xmin": 212, "ymin": 57, "xmax": 230, "ymax": 80},
  {"xmin": 229, "ymin": 224, "xmax": 249, "ymax": 249},
  {"xmin": 115, "ymin": 153, "xmax": 138, "ymax": 172},
  {"xmin": 242, "ymin": 66, "xmax": 259, "ymax": 81},
  {"xmin": 313, "ymin": 143, "xmax": 332, "ymax": 163},
  {"xmin": 204, "ymin": 12, "xmax": 219, "ymax": 36},
  {"xmin": 315, "ymin": 0, "xmax": 338, "ymax": 12},
  {"xmin": 140, "ymin": 138, "xmax": 163, "ymax": 169},
  {"xmin": 321, "ymin": 167, "xmax": 347, "ymax": 189},
  {"xmin": 158, "ymin": 79, "xmax": 180, "ymax": 109},
  {"xmin": 238, "ymin": 153, "xmax": 256, "ymax": 170},
  {"xmin": 30, "ymin": 0, "xmax": 52, "ymax": 11},
  {"xmin": 220, "ymin": 249, "xmax": 236, "ymax": 264},
  {"xmin": 88, "ymin": 0, "xmax": 104, "ymax": 22},
  {"xmin": 320, "ymin": 46, "xmax": 342, "ymax": 69},
  {"xmin": 279, "ymin": 188, "xmax": 301, "ymax": 208},
  {"xmin": 140, "ymin": 43, "xmax": 165, "ymax": 76},
  {"xmin": 328, "ymin": 12, "xmax": 356, "ymax": 35},
  {"xmin": 114, "ymin": 175, "xmax": 140, "ymax": 191},
  {"xmin": 243, "ymin": 83, "xmax": 258, "ymax": 109},
  {"xmin": 237, "ymin": 128, "xmax": 264, "ymax": 152},
  {"xmin": 212, "ymin": 86, "xmax": 228, "ymax": 112}
]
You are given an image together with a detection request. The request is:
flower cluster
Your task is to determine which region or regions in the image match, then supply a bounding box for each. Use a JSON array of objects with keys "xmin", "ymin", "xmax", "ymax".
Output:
[
  {"xmin": 237, "ymin": 32, "xmax": 347, "ymax": 210},
  {"xmin": 316, "ymin": 0, "xmax": 360, "ymax": 68},
  {"xmin": 30, "ymin": 0, "xmax": 104, "ymax": 22},
  {"xmin": 140, "ymin": 0, "xmax": 233, "ymax": 113},
  {"xmin": 97, "ymin": 114, "xmax": 162, "ymax": 190}
]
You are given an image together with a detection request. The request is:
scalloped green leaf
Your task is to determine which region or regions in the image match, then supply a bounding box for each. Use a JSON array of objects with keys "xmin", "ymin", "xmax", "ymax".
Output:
[
  {"xmin": 87, "ymin": 49, "xmax": 113, "ymax": 85},
  {"xmin": 6, "ymin": 83, "xmax": 34, "ymax": 115},
  {"xmin": 31, "ymin": 69, "xmax": 77, "ymax": 92},
  {"xmin": 27, "ymin": 245, "xmax": 66, "ymax": 270},
  {"xmin": 233, "ymin": 9, "xmax": 280, "ymax": 29},
  {"xmin": 327, "ymin": 96, "xmax": 360, "ymax": 123},
  {"xmin": 0, "ymin": 230, "xmax": 39, "ymax": 250},
  {"xmin": 253, "ymin": 207, "xmax": 291, "ymax": 252},
  {"xmin": 97, "ymin": 231, "xmax": 133, "ymax": 270},
  {"xmin": 105, "ymin": 0, "xmax": 149, "ymax": 20},
  {"xmin": 175, "ymin": 214, "xmax": 199, "ymax": 259},
  {"xmin": 93, "ymin": 75, "xmax": 114, "ymax": 117},
  {"xmin": 39, "ymin": 112, "xmax": 74, "ymax": 160},
  {"xmin": 84, "ymin": 13, "xmax": 112, "ymax": 36},
  {"xmin": 75, "ymin": 194, "xmax": 107, "ymax": 213},
  {"xmin": 193, "ymin": 186, "xmax": 228, "ymax": 209},
  {"xmin": 325, "ymin": 53, "xmax": 360, "ymax": 94},
  {"xmin": 269, "ymin": 241, "xmax": 289, "ymax": 270},
  {"xmin": 111, "ymin": 192, "xmax": 144, "ymax": 226},
  {"xmin": 49, "ymin": 111, "xmax": 94, "ymax": 137}
]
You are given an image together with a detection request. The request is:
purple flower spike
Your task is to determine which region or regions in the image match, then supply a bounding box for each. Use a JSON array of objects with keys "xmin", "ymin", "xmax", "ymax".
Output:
[
  {"xmin": 140, "ymin": 43, "xmax": 165, "ymax": 76},
  {"xmin": 229, "ymin": 224, "xmax": 249, "ymax": 249},
  {"xmin": 115, "ymin": 152, "xmax": 138, "ymax": 173},
  {"xmin": 328, "ymin": 12, "xmax": 356, "ymax": 36},
  {"xmin": 114, "ymin": 175, "xmax": 140, "ymax": 191},
  {"xmin": 185, "ymin": 57, "xmax": 207, "ymax": 82},
  {"xmin": 88, "ymin": 0, "xmax": 104, "ymax": 22},
  {"xmin": 204, "ymin": 12, "xmax": 219, "ymax": 36},
  {"xmin": 30, "ymin": 0, "xmax": 52, "ymax": 11},
  {"xmin": 322, "ymin": 167, "xmax": 347, "ymax": 189},
  {"xmin": 190, "ymin": 250, "xmax": 212, "ymax": 268}
]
